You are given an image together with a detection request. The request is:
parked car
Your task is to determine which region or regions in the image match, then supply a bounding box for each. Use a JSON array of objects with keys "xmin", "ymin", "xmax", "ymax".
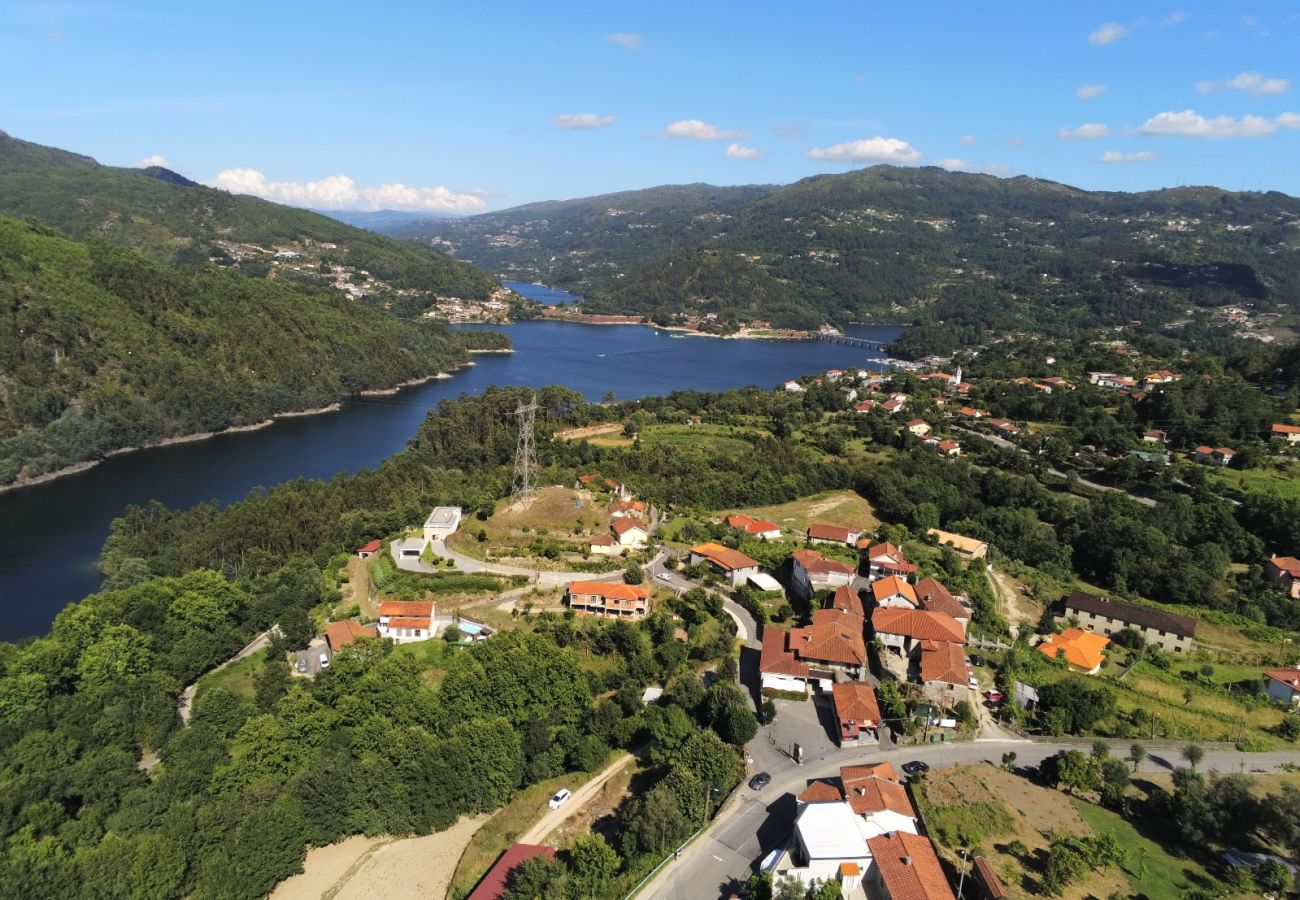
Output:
[
  {"xmin": 296, "ymin": 657, "xmax": 308, "ymax": 674},
  {"xmin": 548, "ymin": 788, "xmax": 572, "ymax": 809},
  {"xmin": 985, "ymin": 690, "xmax": 1005, "ymax": 702},
  {"xmin": 657, "ymin": 572, "xmax": 673, "ymax": 581},
  {"xmin": 968, "ymin": 654, "xmax": 986, "ymax": 667},
  {"xmin": 319, "ymin": 653, "xmax": 330, "ymax": 670},
  {"xmin": 901, "ymin": 760, "xmax": 930, "ymax": 776},
  {"xmin": 748, "ymin": 772, "xmax": 772, "ymax": 790}
]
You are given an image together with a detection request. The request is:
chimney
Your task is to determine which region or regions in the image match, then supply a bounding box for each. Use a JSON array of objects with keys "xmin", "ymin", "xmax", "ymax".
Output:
[{"xmin": 903, "ymin": 856, "xmax": 913, "ymax": 866}]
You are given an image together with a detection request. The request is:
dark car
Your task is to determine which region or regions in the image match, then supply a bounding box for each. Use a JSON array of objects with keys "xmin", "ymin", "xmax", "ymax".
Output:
[
  {"xmin": 748, "ymin": 772, "xmax": 772, "ymax": 790},
  {"xmin": 901, "ymin": 760, "xmax": 930, "ymax": 776},
  {"xmin": 968, "ymin": 653, "xmax": 986, "ymax": 668}
]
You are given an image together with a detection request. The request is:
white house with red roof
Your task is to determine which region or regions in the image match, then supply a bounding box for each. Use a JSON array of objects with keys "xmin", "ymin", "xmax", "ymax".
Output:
[
  {"xmin": 588, "ymin": 534, "xmax": 616, "ymax": 556},
  {"xmin": 807, "ymin": 523, "xmax": 862, "ymax": 546},
  {"xmin": 1272, "ymin": 423, "xmax": 1300, "ymax": 445},
  {"xmin": 871, "ymin": 575, "xmax": 918, "ymax": 609},
  {"xmin": 565, "ymin": 581, "xmax": 652, "ymax": 620},
  {"xmin": 611, "ymin": 517, "xmax": 649, "ymax": 548},
  {"xmin": 906, "ymin": 418, "xmax": 931, "ymax": 437},
  {"xmin": 1193, "ymin": 446, "xmax": 1236, "ymax": 466},
  {"xmin": 864, "ymin": 542, "xmax": 916, "ymax": 579},
  {"xmin": 727, "ymin": 514, "xmax": 782, "ymax": 541},
  {"xmin": 872, "ymin": 607, "xmax": 965, "ymax": 658},
  {"xmin": 1269, "ymin": 556, "xmax": 1300, "ymax": 599},
  {"xmin": 356, "ymin": 539, "xmax": 382, "ymax": 559},
  {"xmin": 1266, "ymin": 667, "xmax": 1300, "ymax": 707},
  {"xmin": 376, "ymin": 600, "xmax": 436, "ymax": 644}
]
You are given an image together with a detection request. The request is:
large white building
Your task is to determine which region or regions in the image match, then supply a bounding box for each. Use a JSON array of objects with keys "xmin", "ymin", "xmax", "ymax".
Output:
[{"xmin": 423, "ymin": 506, "xmax": 463, "ymax": 542}]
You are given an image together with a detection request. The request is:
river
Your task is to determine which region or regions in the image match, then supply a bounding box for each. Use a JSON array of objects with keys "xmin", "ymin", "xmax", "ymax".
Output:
[{"xmin": 0, "ymin": 311, "xmax": 900, "ymax": 641}]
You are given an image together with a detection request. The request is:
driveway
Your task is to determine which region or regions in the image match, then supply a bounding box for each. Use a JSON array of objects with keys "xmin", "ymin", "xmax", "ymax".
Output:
[
  {"xmin": 647, "ymin": 551, "xmax": 758, "ymax": 647},
  {"xmin": 396, "ymin": 538, "xmax": 625, "ymax": 587}
]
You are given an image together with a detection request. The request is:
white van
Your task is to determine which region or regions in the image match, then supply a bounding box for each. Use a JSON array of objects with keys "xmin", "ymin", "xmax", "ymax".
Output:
[
  {"xmin": 548, "ymin": 788, "xmax": 571, "ymax": 809},
  {"xmin": 319, "ymin": 653, "xmax": 330, "ymax": 670}
]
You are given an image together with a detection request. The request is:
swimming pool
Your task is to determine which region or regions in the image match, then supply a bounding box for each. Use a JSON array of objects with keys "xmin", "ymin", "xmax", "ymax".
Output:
[{"xmin": 457, "ymin": 622, "xmax": 483, "ymax": 635}]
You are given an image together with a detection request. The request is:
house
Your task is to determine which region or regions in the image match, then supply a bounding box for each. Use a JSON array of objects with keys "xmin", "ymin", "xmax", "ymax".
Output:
[
  {"xmin": 604, "ymin": 478, "xmax": 632, "ymax": 500},
  {"xmin": 759, "ymin": 611, "xmax": 869, "ymax": 689},
  {"xmin": 611, "ymin": 517, "xmax": 649, "ymax": 548},
  {"xmin": 832, "ymin": 682, "xmax": 881, "ymax": 744},
  {"xmin": 957, "ymin": 407, "xmax": 987, "ymax": 420},
  {"xmin": 727, "ymin": 514, "xmax": 783, "ymax": 540},
  {"xmin": 799, "ymin": 764, "xmax": 915, "ymax": 836},
  {"xmin": 828, "ymin": 584, "xmax": 865, "ymax": 617},
  {"xmin": 927, "ymin": 528, "xmax": 988, "ymax": 559},
  {"xmin": 1041, "ymin": 377, "xmax": 1074, "ymax": 391},
  {"xmin": 872, "ymin": 607, "xmax": 966, "ymax": 659},
  {"xmin": 1037, "ymin": 628, "xmax": 1110, "ymax": 674},
  {"xmin": 1265, "ymin": 668, "xmax": 1300, "ymax": 707},
  {"xmin": 784, "ymin": 380, "xmax": 805, "ymax": 392},
  {"xmin": 1272, "ymin": 424, "xmax": 1300, "ymax": 445},
  {"xmin": 1192, "ymin": 445, "xmax": 1235, "ymax": 466},
  {"xmin": 423, "ymin": 506, "xmax": 462, "ymax": 542},
  {"xmin": 880, "ymin": 396, "xmax": 907, "ymax": 414},
  {"xmin": 807, "ymin": 523, "xmax": 861, "ymax": 546},
  {"xmin": 826, "ymin": 369, "xmax": 845, "ymax": 381},
  {"xmin": 988, "ymin": 419, "xmax": 1020, "ymax": 436},
  {"xmin": 791, "ymin": 548, "xmax": 856, "ymax": 595},
  {"xmin": 913, "ymin": 577, "xmax": 970, "ymax": 624},
  {"xmin": 1268, "ymin": 557, "xmax": 1300, "ymax": 599},
  {"xmin": 376, "ymin": 600, "xmax": 436, "ymax": 644},
  {"xmin": 325, "ymin": 619, "xmax": 377, "ymax": 652},
  {"xmin": 906, "ymin": 418, "xmax": 931, "ymax": 437},
  {"xmin": 778, "ymin": 801, "xmax": 874, "ymax": 892},
  {"xmin": 608, "ymin": 499, "xmax": 648, "ymax": 519},
  {"xmin": 865, "ymin": 542, "xmax": 916, "ymax": 579},
  {"xmin": 356, "ymin": 539, "xmax": 382, "ymax": 559},
  {"xmin": 467, "ymin": 844, "xmax": 557, "ymax": 900},
  {"xmin": 919, "ymin": 640, "xmax": 970, "ymax": 695},
  {"xmin": 565, "ymin": 581, "xmax": 651, "ymax": 620},
  {"xmin": 588, "ymin": 534, "xmax": 616, "ymax": 556},
  {"xmin": 689, "ymin": 542, "xmax": 761, "ymax": 585},
  {"xmin": 1143, "ymin": 429, "xmax": 1168, "ymax": 444},
  {"xmin": 395, "ymin": 536, "xmax": 427, "ymax": 559},
  {"xmin": 855, "ymin": 400, "xmax": 880, "ymax": 413},
  {"xmin": 934, "ymin": 439, "xmax": 962, "ymax": 457},
  {"xmin": 866, "ymin": 831, "xmax": 956, "ymax": 900},
  {"xmin": 871, "ymin": 575, "xmax": 919, "ymax": 609},
  {"xmin": 1061, "ymin": 591, "xmax": 1197, "ymax": 653},
  {"xmin": 576, "ymin": 473, "xmax": 601, "ymax": 488}
]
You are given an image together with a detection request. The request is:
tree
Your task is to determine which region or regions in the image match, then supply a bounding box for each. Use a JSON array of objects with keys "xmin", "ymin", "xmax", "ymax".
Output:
[
  {"xmin": 1128, "ymin": 743, "xmax": 1147, "ymax": 772},
  {"xmin": 1090, "ymin": 739, "xmax": 1110, "ymax": 759},
  {"xmin": 624, "ymin": 565, "xmax": 645, "ymax": 585},
  {"xmin": 504, "ymin": 855, "xmax": 568, "ymax": 899},
  {"xmin": 1253, "ymin": 859, "xmax": 1291, "ymax": 894},
  {"xmin": 1181, "ymin": 743, "xmax": 1204, "ymax": 771},
  {"xmin": 566, "ymin": 834, "xmax": 620, "ymax": 899},
  {"xmin": 705, "ymin": 682, "xmax": 758, "ymax": 746},
  {"xmin": 744, "ymin": 872, "xmax": 774, "ymax": 900},
  {"xmin": 1055, "ymin": 750, "xmax": 1100, "ymax": 795}
]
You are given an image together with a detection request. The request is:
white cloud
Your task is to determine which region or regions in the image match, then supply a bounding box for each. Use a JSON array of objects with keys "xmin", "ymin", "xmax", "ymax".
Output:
[
  {"xmin": 1162, "ymin": 11, "xmax": 1187, "ymax": 26},
  {"xmin": 1195, "ymin": 71, "xmax": 1290, "ymax": 97},
  {"xmin": 1057, "ymin": 123, "xmax": 1111, "ymax": 140},
  {"xmin": 1089, "ymin": 21, "xmax": 1134, "ymax": 45},
  {"xmin": 959, "ymin": 134, "xmax": 976, "ymax": 145},
  {"xmin": 934, "ymin": 158, "xmax": 973, "ymax": 171},
  {"xmin": 1099, "ymin": 150, "xmax": 1160, "ymax": 163},
  {"xmin": 208, "ymin": 168, "xmax": 487, "ymax": 213},
  {"xmin": 806, "ymin": 136, "xmax": 922, "ymax": 163},
  {"xmin": 1279, "ymin": 113, "xmax": 1300, "ymax": 129},
  {"xmin": 1137, "ymin": 109, "xmax": 1280, "ymax": 138},
  {"xmin": 605, "ymin": 32, "xmax": 641, "ymax": 50},
  {"xmin": 724, "ymin": 143, "xmax": 761, "ymax": 159},
  {"xmin": 664, "ymin": 119, "xmax": 747, "ymax": 140},
  {"xmin": 1076, "ymin": 83, "xmax": 1108, "ymax": 99},
  {"xmin": 136, "ymin": 154, "xmax": 169, "ymax": 168},
  {"xmin": 552, "ymin": 113, "xmax": 616, "ymax": 130}
]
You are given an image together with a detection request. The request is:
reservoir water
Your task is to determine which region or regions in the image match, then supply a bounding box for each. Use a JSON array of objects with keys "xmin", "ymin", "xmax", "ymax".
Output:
[{"xmin": 0, "ymin": 314, "xmax": 900, "ymax": 640}]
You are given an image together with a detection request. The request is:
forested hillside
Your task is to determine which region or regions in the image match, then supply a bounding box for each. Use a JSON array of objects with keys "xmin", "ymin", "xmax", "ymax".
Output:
[
  {"xmin": 0, "ymin": 216, "xmax": 506, "ymax": 485},
  {"xmin": 0, "ymin": 131, "xmax": 497, "ymax": 301},
  {"xmin": 426, "ymin": 166, "xmax": 1300, "ymax": 341}
]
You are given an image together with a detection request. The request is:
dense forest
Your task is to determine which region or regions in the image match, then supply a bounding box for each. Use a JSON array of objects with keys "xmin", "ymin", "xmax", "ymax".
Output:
[
  {"xmin": 0, "ymin": 216, "xmax": 507, "ymax": 485},
  {"xmin": 0, "ymin": 130, "xmax": 497, "ymax": 299},
  {"xmin": 423, "ymin": 165, "xmax": 1300, "ymax": 339}
]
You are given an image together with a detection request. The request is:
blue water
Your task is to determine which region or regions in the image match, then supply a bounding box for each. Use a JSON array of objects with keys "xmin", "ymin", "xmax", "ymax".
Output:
[
  {"xmin": 457, "ymin": 622, "xmax": 484, "ymax": 635},
  {"xmin": 0, "ymin": 317, "xmax": 899, "ymax": 640},
  {"xmin": 502, "ymin": 280, "xmax": 582, "ymax": 305}
]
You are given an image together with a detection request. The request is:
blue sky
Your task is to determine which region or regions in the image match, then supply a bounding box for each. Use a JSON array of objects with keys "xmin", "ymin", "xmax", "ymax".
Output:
[{"xmin": 3, "ymin": 1, "xmax": 1300, "ymax": 212}]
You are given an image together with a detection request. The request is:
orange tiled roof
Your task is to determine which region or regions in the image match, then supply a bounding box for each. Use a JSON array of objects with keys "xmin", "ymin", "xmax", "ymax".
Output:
[
  {"xmin": 728, "ymin": 514, "xmax": 781, "ymax": 534},
  {"xmin": 386, "ymin": 616, "xmax": 432, "ymax": 629},
  {"xmin": 843, "ymin": 776, "xmax": 915, "ymax": 817},
  {"xmin": 797, "ymin": 780, "xmax": 844, "ymax": 803},
  {"xmin": 611, "ymin": 518, "xmax": 647, "ymax": 536},
  {"xmin": 1272, "ymin": 556, "xmax": 1300, "ymax": 577},
  {"xmin": 830, "ymin": 584, "xmax": 865, "ymax": 617},
  {"xmin": 378, "ymin": 600, "xmax": 435, "ymax": 618},
  {"xmin": 1273, "ymin": 424, "xmax": 1300, "ymax": 435},
  {"xmin": 566, "ymin": 581, "xmax": 650, "ymax": 601},
  {"xmin": 1038, "ymin": 627, "xmax": 1110, "ymax": 671},
  {"xmin": 325, "ymin": 619, "xmax": 377, "ymax": 650},
  {"xmin": 793, "ymin": 548, "xmax": 856, "ymax": 576},
  {"xmin": 919, "ymin": 640, "xmax": 968, "ymax": 686},
  {"xmin": 866, "ymin": 832, "xmax": 955, "ymax": 900},
  {"xmin": 808, "ymin": 523, "xmax": 856, "ymax": 542},
  {"xmin": 831, "ymin": 681, "xmax": 880, "ymax": 725},
  {"xmin": 760, "ymin": 628, "xmax": 810, "ymax": 678},
  {"xmin": 872, "ymin": 607, "xmax": 966, "ymax": 643},
  {"xmin": 871, "ymin": 575, "xmax": 918, "ymax": 606},
  {"xmin": 794, "ymin": 610, "xmax": 868, "ymax": 666},
  {"xmin": 691, "ymin": 542, "xmax": 760, "ymax": 571},
  {"xmin": 914, "ymin": 577, "xmax": 966, "ymax": 619},
  {"xmin": 841, "ymin": 761, "xmax": 901, "ymax": 783}
]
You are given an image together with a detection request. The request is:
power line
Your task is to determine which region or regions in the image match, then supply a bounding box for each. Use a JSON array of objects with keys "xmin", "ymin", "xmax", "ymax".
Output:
[{"xmin": 511, "ymin": 394, "xmax": 539, "ymax": 501}]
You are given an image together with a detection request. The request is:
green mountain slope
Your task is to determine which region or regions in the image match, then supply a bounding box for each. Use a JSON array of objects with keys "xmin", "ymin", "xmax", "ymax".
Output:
[
  {"xmin": 0, "ymin": 216, "xmax": 504, "ymax": 485},
  {"xmin": 433, "ymin": 166, "xmax": 1300, "ymax": 344},
  {"xmin": 0, "ymin": 130, "xmax": 498, "ymax": 302}
]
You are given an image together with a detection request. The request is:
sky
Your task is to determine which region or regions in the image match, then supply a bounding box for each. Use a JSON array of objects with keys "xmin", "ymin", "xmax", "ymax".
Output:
[{"xmin": 3, "ymin": 1, "xmax": 1300, "ymax": 213}]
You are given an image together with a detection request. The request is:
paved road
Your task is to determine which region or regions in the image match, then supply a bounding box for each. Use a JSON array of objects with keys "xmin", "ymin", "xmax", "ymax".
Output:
[
  {"xmin": 955, "ymin": 426, "xmax": 1157, "ymax": 508},
  {"xmin": 178, "ymin": 626, "xmax": 276, "ymax": 724},
  {"xmin": 644, "ymin": 735, "xmax": 1300, "ymax": 900},
  {"xmin": 646, "ymin": 552, "xmax": 758, "ymax": 647},
  {"xmin": 517, "ymin": 752, "xmax": 635, "ymax": 846}
]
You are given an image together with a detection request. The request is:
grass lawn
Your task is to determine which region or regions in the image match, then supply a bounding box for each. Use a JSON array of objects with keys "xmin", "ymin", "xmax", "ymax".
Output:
[
  {"xmin": 449, "ymin": 758, "xmax": 618, "ymax": 898},
  {"xmin": 730, "ymin": 489, "xmax": 879, "ymax": 533},
  {"xmin": 194, "ymin": 651, "xmax": 263, "ymax": 701},
  {"xmin": 1207, "ymin": 462, "xmax": 1300, "ymax": 500},
  {"xmin": 446, "ymin": 486, "xmax": 619, "ymax": 570},
  {"xmin": 639, "ymin": 424, "xmax": 763, "ymax": 454},
  {"xmin": 1071, "ymin": 798, "xmax": 1219, "ymax": 899}
]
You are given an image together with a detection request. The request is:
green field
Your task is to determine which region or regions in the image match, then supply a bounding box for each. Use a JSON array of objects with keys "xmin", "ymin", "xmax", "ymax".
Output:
[
  {"xmin": 1071, "ymin": 799, "xmax": 1217, "ymax": 899},
  {"xmin": 194, "ymin": 651, "xmax": 264, "ymax": 701},
  {"xmin": 1207, "ymin": 462, "xmax": 1300, "ymax": 499},
  {"xmin": 639, "ymin": 424, "xmax": 763, "ymax": 454}
]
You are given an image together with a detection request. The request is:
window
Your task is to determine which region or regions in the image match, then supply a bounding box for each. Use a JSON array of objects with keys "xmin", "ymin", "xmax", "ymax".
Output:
[{"xmin": 1174, "ymin": 646, "xmax": 1182, "ymax": 652}]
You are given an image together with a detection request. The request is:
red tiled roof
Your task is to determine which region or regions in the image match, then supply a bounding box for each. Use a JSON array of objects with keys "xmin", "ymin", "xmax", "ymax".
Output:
[
  {"xmin": 358, "ymin": 539, "xmax": 382, "ymax": 554},
  {"xmin": 832, "ymin": 681, "xmax": 880, "ymax": 726},
  {"xmin": 865, "ymin": 832, "xmax": 955, "ymax": 900},
  {"xmin": 691, "ymin": 542, "xmax": 760, "ymax": 571},
  {"xmin": 843, "ymin": 775, "xmax": 915, "ymax": 818},
  {"xmin": 872, "ymin": 607, "xmax": 966, "ymax": 643},
  {"xmin": 867, "ymin": 541, "xmax": 903, "ymax": 561},
  {"xmin": 1274, "ymin": 424, "xmax": 1300, "ymax": 435},
  {"xmin": 807, "ymin": 523, "xmax": 856, "ymax": 543},
  {"xmin": 919, "ymin": 640, "xmax": 968, "ymax": 686},
  {"xmin": 589, "ymin": 535, "xmax": 614, "ymax": 546},
  {"xmin": 577, "ymin": 474, "xmax": 599, "ymax": 484},
  {"xmin": 378, "ymin": 600, "xmax": 435, "ymax": 618},
  {"xmin": 1265, "ymin": 667, "xmax": 1300, "ymax": 691},
  {"xmin": 793, "ymin": 548, "xmax": 856, "ymax": 576},
  {"xmin": 797, "ymin": 780, "xmax": 844, "ymax": 803},
  {"xmin": 871, "ymin": 575, "xmax": 919, "ymax": 607},
  {"xmin": 467, "ymin": 844, "xmax": 556, "ymax": 900},
  {"xmin": 611, "ymin": 518, "xmax": 647, "ymax": 537},
  {"xmin": 841, "ymin": 762, "xmax": 901, "ymax": 783},
  {"xmin": 325, "ymin": 619, "xmax": 377, "ymax": 650},
  {"xmin": 760, "ymin": 628, "xmax": 810, "ymax": 678},
  {"xmin": 1271, "ymin": 556, "xmax": 1300, "ymax": 578},
  {"xmin": 1038, "ymin": 628, "xmax": 1109, "ymax": 671},
  {"xmin": 914, "ymin": 577, "xmax": 967, "ymax": 620},
  {"xmin": 936, "ymin": 440, "xmax": 961, "ymax": 452},
  {"xmin": 728, "ymin": 514, "xmax": 781, "ymax": 535},
  {"xmin": 386, "ymin": 616, "xmax": 433, "ymax": 629},
  {"xmin": 830, "ymin": 584, "xmax": 865, "ymax": 617},
  {"xmin": 566, "ymin": 581, "xmax": 650, "ymax": 602},
  {"xmin": 795, "ymin": 610, "xmax": 868, "ymax": 666}
]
